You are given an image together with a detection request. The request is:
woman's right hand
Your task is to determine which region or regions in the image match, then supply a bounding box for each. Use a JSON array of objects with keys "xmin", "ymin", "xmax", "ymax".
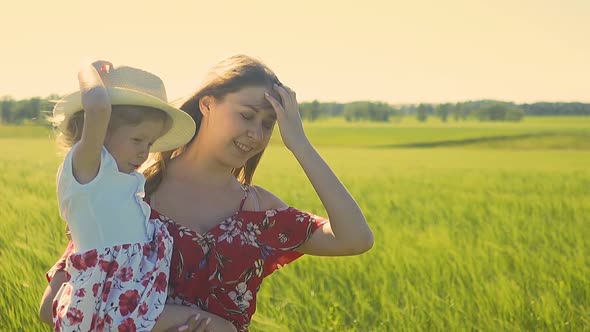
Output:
[
  {"xmin": 264, "ymin": 84, "xmax": 310, "ymax": 152},
  {"xmin": 154, "ymin": 304, "xmax": 237, "ymax": 332},
  {"xmin": 164, "ymin": 314, "xmax": 211, "ymax": 332},
  {"xmin": 164, "ymin": 313, "xmax": 238, "ymax": 332}
]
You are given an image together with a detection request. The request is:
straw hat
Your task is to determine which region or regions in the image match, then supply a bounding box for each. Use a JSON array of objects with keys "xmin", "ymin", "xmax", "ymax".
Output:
[{"xmin": 53, "ymin": 65, "xmax": 196, "ymax": 152}]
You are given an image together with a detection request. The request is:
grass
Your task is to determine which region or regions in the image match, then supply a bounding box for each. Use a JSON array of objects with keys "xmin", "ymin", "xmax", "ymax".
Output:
[{"xmin": 1, "ymin": 117, "xmax": 589, "ymax": 331}]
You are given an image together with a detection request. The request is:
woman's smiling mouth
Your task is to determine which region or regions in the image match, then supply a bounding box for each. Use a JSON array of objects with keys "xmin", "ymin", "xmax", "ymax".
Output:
[{"xmin": 234, "ymin": 141, "xmax": 253, "ymax": 153}]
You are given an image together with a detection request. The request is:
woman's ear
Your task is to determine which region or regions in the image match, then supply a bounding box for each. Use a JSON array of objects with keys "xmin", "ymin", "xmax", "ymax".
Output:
[{"xmin": 199, "ymin": 96, "xmax": 212, "ymax": 117}]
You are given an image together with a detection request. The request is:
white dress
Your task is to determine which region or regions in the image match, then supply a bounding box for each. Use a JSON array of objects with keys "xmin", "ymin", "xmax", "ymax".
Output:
[{"xmin": 52, "ymin": 144, "xmax": 172, "ymax": 331}]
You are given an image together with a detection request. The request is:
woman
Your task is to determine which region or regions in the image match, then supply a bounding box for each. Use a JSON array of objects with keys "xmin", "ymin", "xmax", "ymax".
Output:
[{"xmin": 40, "ymin": 55, "xmax": 373, "ymax": 331}]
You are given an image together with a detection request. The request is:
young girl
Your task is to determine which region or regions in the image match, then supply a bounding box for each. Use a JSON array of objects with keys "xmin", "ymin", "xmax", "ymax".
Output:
[{"xmin": 50, "ymin": 60, "xmax": 196, "ymax": 331}]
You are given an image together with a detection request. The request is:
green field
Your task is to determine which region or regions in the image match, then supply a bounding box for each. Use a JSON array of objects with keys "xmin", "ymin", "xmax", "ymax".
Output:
[{"xmin": 1, "ymin": 117, "xmax": 589, "ymax": 331}]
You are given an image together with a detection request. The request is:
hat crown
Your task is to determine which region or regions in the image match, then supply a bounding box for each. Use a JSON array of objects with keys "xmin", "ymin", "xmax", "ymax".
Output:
[
  {"xmin": 103, "ymin": 66, "xmax": 169, "ymax": 102},
  {"xmin": 53, "ymin": 64, "xmax": 197, "ymax": 152}
]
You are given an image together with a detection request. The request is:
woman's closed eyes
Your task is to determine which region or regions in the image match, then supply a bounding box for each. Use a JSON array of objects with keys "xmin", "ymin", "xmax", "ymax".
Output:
[{"xmin": 240, "ymin": 112, "xmax": 275, "ymax": 130}]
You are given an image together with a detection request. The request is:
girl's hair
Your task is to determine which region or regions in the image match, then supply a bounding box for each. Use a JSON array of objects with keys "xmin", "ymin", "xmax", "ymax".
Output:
[
  {"xmin": 143, "ymin": 54, "xmax": 282, "ymax": 196},
  {"xmin": 54, "ymin": 105, "xmax": 169, "ymax": 153}
]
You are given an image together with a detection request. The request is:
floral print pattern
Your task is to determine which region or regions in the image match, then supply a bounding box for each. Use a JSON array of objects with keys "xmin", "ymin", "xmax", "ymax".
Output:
[
  {"xmin": 160, "ymin": 195, "xmax": 328, "ymax": 331},
  {"xmin": 47, "ymin": 186, "xmax": 327, "ymax": 332},
  {"xmin": 51, "ymin": 219, "xmax": 172, "ymax": 332}
]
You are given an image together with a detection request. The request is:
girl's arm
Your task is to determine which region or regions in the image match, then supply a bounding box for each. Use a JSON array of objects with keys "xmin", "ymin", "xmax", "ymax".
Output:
[
  {"xmin": 72, "ymin": 60, "xmax": 113, "ymax": 184},
  {"xmin": 265, "ymin": 85, "xmax": 374, "ymax": 256},
  {"xmin": 39, "ymin": 270, "xmax": 67, "ymax": 324}
]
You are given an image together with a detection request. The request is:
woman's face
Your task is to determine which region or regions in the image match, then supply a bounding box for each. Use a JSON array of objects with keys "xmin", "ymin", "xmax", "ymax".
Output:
[{"xmin": 204, "ymin": 85, "xmax": 277, "ymax": 168}]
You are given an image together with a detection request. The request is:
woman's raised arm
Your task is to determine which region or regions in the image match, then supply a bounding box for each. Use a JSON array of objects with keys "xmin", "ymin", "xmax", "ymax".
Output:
[{"xmin": 265, "ymin": 84, "xmax": 374, "ymax": 256}]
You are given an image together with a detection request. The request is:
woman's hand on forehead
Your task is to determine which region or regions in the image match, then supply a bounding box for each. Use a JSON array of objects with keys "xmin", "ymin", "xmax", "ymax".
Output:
[{"xmin": 264, "ymin": 84, "xmax": 308, "ymax": 151}]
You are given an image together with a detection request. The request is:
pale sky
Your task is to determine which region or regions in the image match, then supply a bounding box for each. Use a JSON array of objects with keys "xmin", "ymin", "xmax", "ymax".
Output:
[{"xmin": 1, "ymin": 0, "xmax": 588, "ymax": 104}]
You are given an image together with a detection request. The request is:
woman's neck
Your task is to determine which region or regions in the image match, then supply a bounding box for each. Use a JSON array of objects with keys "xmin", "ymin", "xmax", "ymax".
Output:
[{"xmin": 167, "ymin": 141, "xmax": 236, "ymax": 189}]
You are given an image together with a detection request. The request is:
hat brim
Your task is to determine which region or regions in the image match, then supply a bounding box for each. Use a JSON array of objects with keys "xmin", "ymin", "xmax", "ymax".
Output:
[{"xmin": 54, "ymin": 87, "xmax": 196, "ymax": 152}]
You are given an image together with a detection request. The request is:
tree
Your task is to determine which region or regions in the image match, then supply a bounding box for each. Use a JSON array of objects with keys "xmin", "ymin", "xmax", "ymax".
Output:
[
  {"xmin": 505, "ymin": 107, "xmax": 524, "ymax": 121},
  {"xmin": 1, "ymin": 96, "xmax": 15, "ymax": 124},
  {"xmin": 475, "ymin": 103, "xmax": 524, "ymax": 122},
  {"xmin": 342, "ymin": 101, "xmax": 398, "ymax": 122},
  {"xmin": 436, "ymin": 103, "xmax": 451, "ymax": 122},
  {"xmin": 308, "ymin": 100, "xmax": 321, "ymax": 121},
  {"xmin": 416, "ymin": 103, "xmax": 429, "ymax": 122},
  {"xmin": 452, "ymin": 102, "xmax": 463, "ymax": 121}
]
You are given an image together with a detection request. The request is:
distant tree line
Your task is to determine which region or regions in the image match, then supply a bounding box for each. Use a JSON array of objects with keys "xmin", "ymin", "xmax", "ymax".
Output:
[
  {"xmin": 2, "ymin": 95, "xmax": 589, "ymax": 125},
  {"xmin": 519, "ymin": 102, "xmax": 590, "ymax": 116},
  {"xmin": 1, "ymin": 95, "xmax": 58, "ymax": 125},
  {"xmin": 287, "ymin": 100, "xmax": 403, "ymax": 122},
  {"xmin": 401, "ymin": 100, "xmax": 590, "ymax": 122},
  {"xmin": 405, "ymin": 101, "xmax": 527, "ymax": 122}
]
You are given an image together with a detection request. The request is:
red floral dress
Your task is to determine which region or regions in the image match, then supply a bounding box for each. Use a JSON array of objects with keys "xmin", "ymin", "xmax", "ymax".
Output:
[
  {"xmin": 49, "ymin": 220, "xmax": 172, "ymax": 332},
  {"xmin": 48, "ymin": 185, "xmax": 327, "ymax": 331}
]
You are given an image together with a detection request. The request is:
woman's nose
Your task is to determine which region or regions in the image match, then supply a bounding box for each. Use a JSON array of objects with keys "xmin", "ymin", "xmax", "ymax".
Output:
[{"xmin": 248, "ymin": 124, "xmax": 263, "ymax": 141}]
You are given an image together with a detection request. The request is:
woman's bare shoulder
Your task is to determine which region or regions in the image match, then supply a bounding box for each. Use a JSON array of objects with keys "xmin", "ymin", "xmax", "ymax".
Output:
[{"xmin": 251, "ymin": 185, "xmax": 289, "ymax": 211}]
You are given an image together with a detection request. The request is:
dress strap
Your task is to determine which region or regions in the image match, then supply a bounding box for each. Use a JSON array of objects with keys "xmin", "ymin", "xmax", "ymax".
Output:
[
  {"xmin": 238, "ymin": 184, "xmax": 250, "ymax": 211},
  {"xmin": 250, "ymin": 185, "xmax": 260, "ymax": 211}
]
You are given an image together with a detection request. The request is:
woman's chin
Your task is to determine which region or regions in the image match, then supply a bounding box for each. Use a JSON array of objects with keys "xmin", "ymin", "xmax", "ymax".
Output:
[
  {"xmin": 218, "ymin": 156, "xmax": 249, "ymax": 170},
  {"xmin": 225, "ymin": 149, "xmax": 257, "ymax": 168}
]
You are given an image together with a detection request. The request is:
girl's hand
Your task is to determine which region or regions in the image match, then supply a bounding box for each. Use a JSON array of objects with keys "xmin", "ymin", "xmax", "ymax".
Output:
[
  {"xmin": 90, "ymin": 60, "xmax": 113, "ymax": 75},
  {"xmin": 265, "ymin": 84, "xmax": 310, "ymax": 152},
  {"xmin": 78, "ymin": 60, "xmax": 112, "ymax": 113}
]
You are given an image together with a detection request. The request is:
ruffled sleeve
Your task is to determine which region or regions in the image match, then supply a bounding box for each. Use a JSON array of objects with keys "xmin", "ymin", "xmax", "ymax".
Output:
[
  {"xmin": 56, "ymin": 143, "xmax": 119, "ymax": 222},
  {"xmin": 45, "ymin": 240, "xmax": 75, "ymax": 282},
  {"xmin": 256, "ymin": 207, "xmax": 328, "ymax": 278}
]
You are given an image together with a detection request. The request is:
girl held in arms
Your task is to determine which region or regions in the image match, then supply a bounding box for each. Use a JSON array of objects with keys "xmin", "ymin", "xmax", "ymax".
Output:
[{"xmin": 47, "ymin": 60, "xmax": 196, "ymax": 331}]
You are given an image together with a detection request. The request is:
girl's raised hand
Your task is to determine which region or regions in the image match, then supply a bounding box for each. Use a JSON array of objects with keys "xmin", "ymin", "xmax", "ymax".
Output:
[
  {"xmin": 73, "ymin": 59, "xmax": 114, "ymax": 184},
  {"xmin": 264, "ymin": 84, "xmax": 309, "ymax": 152},
  {"xmin": 90, "ymin": 60, "xmax": 113, "ymax": 75},
  {"xmin": 78, "ymin": 60, "xmax": 111, "ymax": 113},
  {"xmin": 78, "ymin": 59, "xmax": 113, "ymax": 92}
]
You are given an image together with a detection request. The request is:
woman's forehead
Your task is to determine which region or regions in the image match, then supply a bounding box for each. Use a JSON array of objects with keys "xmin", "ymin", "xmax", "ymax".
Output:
[
  {"xmin": 230, "ymin": 86, "xmax": 275, "ymax": 112},
  {"xmin": 231, "ymin": 86, "xmax": 267, "ymax": 101}
]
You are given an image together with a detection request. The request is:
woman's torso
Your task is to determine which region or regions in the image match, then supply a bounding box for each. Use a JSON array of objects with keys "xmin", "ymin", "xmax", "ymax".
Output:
[
  {"xmin": 149, "ymin": 171, "xmax": 262, "ymax": 233},
  {"xmin": 149, "ymin": 181, "xmax": 263, "ymax": 330},
  {"xmin": 148, "ymin": 176, "xmax": 323, "ymax": 331}
]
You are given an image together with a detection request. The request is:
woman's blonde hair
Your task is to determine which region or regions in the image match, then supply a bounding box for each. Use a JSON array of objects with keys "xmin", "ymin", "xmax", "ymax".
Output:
[
  {"xmin": 52, "ymin": 105, "xmax": 169, "ymax": 153},
  {"xmin": 143, "ymin": 55, "xmax": 282, "ymax": 196}
]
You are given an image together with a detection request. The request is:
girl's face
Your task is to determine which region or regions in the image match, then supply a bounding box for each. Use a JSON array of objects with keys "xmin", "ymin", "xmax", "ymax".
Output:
[
  {"xmin": 104, "ymin": 118, "xmax": 166, "ymax": 174},
  {"xmin": 204, "ymin": 86, "xmax": 277, "ymax": 168}
]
